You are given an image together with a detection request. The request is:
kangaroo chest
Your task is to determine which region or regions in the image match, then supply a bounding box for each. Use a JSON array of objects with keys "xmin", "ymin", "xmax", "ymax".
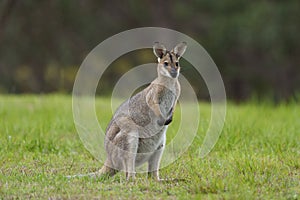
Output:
[{"xmin": 128, "ymin": 83, "xmax": 178, "ymax": 127}]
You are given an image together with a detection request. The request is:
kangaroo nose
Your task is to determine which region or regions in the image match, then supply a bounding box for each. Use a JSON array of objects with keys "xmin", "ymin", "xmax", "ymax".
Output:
[{"xmin": 170, "ymin": 68, "xmax": 177, "ymax": 78}]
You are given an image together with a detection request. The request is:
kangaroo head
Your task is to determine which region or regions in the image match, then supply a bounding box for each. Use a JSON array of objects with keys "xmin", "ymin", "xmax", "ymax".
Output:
[{"xmin": 153, "ymin": 42, "xmax": 187, "ymax": 79}]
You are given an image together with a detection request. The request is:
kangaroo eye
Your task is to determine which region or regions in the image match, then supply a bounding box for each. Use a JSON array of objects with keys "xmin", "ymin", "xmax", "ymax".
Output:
[
  {"xmin": 175, "ymin": 62, "xmax": 179, "ymax": 67},
  {"xmin": 164, "ymin": 62, "xmax": 168, "ymax": 66}
]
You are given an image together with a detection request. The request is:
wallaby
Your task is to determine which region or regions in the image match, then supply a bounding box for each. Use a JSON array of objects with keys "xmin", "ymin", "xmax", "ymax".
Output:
[{"xmin": 68, "ymin": 42, "xmax": 187, "ymax": 181}]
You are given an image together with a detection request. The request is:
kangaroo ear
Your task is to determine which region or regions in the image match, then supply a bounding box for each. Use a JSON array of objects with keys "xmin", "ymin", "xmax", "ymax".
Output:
[
  {"xmin": 153, "ymin": 42, "xmax": 166, "ymax": 59},
  {"xmin": 173, "ymin": 42, "xmax": 187, "ymax": 58}
]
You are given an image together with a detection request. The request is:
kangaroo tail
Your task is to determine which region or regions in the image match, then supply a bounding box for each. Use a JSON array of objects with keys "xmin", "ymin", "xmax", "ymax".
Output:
[
  {"xmin": 66, "ymin": 163, "xmax": 117, "ymax": 179},
  {"xmin": 65, "ymin": 172, "xmax": 99, "ymax": 179}
]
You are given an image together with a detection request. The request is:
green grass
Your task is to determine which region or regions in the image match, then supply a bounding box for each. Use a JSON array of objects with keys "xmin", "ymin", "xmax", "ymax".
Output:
[{"xmin": 0, "ymin": 95, "xmax": 299, "ymax": 199}]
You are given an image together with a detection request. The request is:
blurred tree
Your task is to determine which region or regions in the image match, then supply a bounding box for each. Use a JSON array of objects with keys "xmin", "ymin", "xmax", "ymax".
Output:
[
  {"xmin": 0, "ymin": 0, "xmax": 299, "ymax": 101},
  {"xmin": 0, "ymin": 0, "xmax": 17, "ymax": 41}
]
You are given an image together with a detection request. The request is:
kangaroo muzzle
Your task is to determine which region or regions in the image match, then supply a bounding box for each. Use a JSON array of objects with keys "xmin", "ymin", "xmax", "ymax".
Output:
[{"xmin": 170, "ymin": 68, "xmax": 178, "ymax": 78}]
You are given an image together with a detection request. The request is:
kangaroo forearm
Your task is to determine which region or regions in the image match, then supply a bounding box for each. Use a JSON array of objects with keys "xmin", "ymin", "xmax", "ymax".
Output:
[
  {"xmin": 151, "ymin": 103, "xmax": 163, "ymax": 117},
  {"xmin": 146, "ymin": 91, "xmax": 164, "ymax": 118}
]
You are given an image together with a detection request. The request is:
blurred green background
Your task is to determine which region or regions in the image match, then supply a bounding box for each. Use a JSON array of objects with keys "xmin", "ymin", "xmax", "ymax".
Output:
[{"xmin": 0, "ymin": 0, "xmax": 299, "ymax": 102}]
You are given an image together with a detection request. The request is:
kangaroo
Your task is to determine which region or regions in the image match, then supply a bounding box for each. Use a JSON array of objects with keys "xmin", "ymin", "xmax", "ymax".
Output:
[{"xmin": 68, "ymin": 42, "xmax": 187, "ymax": 181}]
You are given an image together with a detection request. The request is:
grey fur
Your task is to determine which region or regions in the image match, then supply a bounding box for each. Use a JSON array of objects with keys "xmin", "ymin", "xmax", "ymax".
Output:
[{"xmin": 68, "ymin": 42, "xmax": 187, "ymax": 181}]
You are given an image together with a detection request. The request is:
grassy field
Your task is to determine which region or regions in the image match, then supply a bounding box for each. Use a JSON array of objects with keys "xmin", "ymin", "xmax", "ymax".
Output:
[{"xmin": 0, "ymin": 95, "xmax": 299, "ymax": 199}]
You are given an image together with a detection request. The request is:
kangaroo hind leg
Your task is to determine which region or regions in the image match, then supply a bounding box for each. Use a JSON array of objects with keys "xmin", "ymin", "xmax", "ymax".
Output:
[{"xmin": 124, "ymin": 130, "xmax": 139, "ymax": 181}]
